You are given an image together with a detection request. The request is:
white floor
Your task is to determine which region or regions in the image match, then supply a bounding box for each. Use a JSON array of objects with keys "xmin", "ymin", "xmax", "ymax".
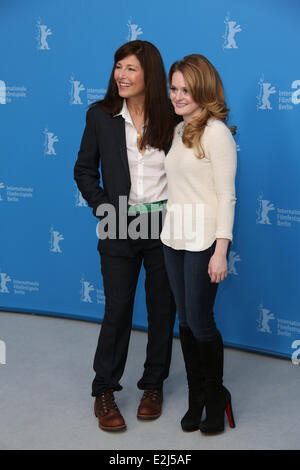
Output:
[{"xmin": 0, "ymin": 311, "xmax": 299, "ymax": 450}]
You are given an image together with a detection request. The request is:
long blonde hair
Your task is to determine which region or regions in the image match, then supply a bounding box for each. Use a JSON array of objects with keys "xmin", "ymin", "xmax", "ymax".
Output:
[{"xmin": 169, "ymin": 54, "xmax": 236, "ymax": 158}]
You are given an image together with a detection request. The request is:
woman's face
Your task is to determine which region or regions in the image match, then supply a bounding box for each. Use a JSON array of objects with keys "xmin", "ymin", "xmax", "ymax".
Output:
[
  {"xmin": 114, "ymin": 54, "xmax": 145, "ymax": 101},
  {"xmin": 170, "ymin": 71, "xmax": 201, "ymax": 122}
]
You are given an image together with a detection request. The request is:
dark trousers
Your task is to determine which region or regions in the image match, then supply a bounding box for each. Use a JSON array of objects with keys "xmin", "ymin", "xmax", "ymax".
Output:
[
  {"xmin": 163, "ymin": 242, "xmax": 219, "ymax": 342},
  {"xmin": 92, "ymin": 213, "xmax": 176, "ymax": 397}
]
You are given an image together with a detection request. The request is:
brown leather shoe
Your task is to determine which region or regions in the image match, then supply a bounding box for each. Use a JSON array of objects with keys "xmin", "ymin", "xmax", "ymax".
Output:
[
  {"xmin": 137, "ymin": 389, "xmax": 163, "ymax": 420},
  {"xmin": 94, "ymin": 390, "xmax": 126, "ymax": 432}
]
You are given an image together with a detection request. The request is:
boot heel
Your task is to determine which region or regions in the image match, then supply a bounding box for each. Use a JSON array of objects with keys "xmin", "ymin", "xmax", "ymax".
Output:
[{"xmin": 225, "ymin": 400, "xmax": 235, "ymax": 428}]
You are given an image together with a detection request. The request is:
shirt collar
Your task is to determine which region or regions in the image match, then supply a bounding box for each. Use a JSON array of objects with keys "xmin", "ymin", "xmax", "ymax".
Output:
[
  {"xmin": 114, "ymin": 99, "xmax": 148, "ymax": 137},
  {"xmin": 114, "ymin": 100, "xmax": 133, "ymax": 126}
]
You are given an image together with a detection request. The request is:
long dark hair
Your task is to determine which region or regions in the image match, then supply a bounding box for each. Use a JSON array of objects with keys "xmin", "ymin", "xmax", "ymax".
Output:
[{"xmin": 94, "ymin": 40, "xmax": 176, "ymax": 150}]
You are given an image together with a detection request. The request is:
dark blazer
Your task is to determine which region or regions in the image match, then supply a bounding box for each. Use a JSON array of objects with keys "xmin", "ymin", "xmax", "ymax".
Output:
[{"xmin": 74, "ymin": 104, "xmax": 172, "ymax": 256}]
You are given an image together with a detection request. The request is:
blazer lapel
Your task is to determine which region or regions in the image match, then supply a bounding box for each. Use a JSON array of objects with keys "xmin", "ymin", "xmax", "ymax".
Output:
[{"xmin": 113, "ymin": 115, "xmax": 131, "ymax": 184}]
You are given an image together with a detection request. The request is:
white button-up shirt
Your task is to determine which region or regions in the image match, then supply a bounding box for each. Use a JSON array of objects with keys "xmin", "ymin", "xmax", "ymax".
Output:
[{"xmin": 115, "ymin": 100, "xmax": 168, "ymax": 206}]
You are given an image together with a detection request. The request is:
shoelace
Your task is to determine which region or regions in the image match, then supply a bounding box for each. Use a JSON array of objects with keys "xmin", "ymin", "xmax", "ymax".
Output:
[{"xmin": 99, "ymin": 390, "xmax": 118, "ymax": 414}]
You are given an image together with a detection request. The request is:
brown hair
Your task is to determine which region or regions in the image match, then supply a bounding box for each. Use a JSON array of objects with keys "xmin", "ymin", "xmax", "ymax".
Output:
[
  {"xmin": 169, "ymin": 54, "xmax": 236, "ymax": 158},
  {"xmin": 94, "ymin": 40, "xmax": 176, "ymax": 151}
]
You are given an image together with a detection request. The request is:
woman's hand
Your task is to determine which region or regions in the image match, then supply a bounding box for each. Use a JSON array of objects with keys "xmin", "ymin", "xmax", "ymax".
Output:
[
  {"xmin": 208, "ymin": 239, "xmax": 230, "ymax": 283},
  {"xmin": 208, "ymin": 253, "xmax": 227, "ymax": 283}
]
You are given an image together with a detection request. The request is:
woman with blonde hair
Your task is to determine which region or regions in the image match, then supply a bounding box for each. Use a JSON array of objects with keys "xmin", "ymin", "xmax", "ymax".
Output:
[{"xmin": 161, "ymin": 54, "xmax": 237, "ymax": 434}]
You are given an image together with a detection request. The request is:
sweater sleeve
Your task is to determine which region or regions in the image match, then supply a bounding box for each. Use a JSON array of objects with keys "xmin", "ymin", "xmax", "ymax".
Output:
[{"xmin": 204, "ymin": 120, "xmax": 237, "ymax": 241}]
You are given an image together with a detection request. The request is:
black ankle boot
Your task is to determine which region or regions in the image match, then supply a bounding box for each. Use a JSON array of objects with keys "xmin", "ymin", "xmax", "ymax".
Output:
[
  {"xmin": 197, "ymin": 333, "xmax": 235, "ymax": 434},
  {"xmin": 179, "ymin": 326, "xmax": 205, "ymax": 431},
  {"xmin": 200, "ymin": 385, "xmax": 235, "ymax": 434}
]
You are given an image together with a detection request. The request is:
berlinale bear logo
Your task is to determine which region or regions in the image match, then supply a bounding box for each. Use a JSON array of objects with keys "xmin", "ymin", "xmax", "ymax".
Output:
[
  {"xmin": 36, "ymin": 19, "xmax": 52, "ymax": 50},
  {"xmin": 222, "ymin": 13, "xmax": 242, "ymax": 49}
]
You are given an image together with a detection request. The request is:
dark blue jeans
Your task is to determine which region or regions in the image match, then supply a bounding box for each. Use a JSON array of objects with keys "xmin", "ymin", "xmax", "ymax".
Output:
[{"xmin": 163, "ymin": 242, "xmax": 219, "ymax": 342}]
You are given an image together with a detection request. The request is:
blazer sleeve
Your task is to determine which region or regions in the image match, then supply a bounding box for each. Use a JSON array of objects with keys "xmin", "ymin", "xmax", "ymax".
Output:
[{"xmin": 74, "ymin": 106, "xmax": 109, "ymax": 217}]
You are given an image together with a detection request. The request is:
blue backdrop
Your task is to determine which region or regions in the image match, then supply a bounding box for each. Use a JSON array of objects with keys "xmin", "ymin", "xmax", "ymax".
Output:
[{"xmin": 1, "ymin": 0, "xmax": 299, "ymax": 359}]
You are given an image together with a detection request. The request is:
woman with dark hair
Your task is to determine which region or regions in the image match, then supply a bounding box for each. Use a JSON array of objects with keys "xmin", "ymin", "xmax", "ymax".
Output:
[
  {"xmin": 161, "ymin": 54, "xmax": 237, "ymax": 435},
  {"xmin": 74, "ymin": 41, "xmax": 177, "ymax": 432}
]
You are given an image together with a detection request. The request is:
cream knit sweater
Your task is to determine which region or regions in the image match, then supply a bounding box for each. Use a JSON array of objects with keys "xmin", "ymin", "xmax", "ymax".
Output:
[{"xmin": 160, "ymin": 119, "xmax": 237, "ymax": 251}]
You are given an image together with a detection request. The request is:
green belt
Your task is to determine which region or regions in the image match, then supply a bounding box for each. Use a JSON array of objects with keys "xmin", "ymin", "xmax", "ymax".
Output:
[{"xmin": 128, "ymin": 199, "xmax": 167, "ymax": 215}]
